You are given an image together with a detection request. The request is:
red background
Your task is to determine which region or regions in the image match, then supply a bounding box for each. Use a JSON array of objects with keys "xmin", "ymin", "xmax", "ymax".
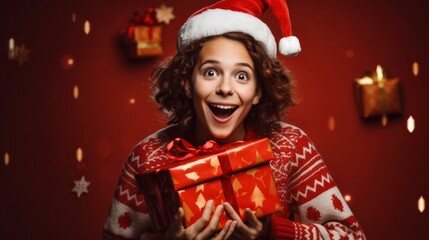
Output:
[{"xmin": 1, "ymin": 0, "xmax": 428, "ymax": 239}]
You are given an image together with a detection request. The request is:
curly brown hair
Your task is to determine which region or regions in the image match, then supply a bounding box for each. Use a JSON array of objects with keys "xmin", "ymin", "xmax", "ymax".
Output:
[{"xmin": 151, "ymin": 32, "xmax": 295, "ymax": 136}]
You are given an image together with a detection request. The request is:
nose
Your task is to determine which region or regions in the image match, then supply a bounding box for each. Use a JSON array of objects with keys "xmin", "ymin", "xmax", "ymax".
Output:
[{"xmin": 215, "ymin": 77, "xmax": 234, "ymax": 96}]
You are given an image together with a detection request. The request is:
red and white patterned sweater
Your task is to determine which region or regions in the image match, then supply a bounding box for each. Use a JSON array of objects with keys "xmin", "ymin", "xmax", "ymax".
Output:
[{"xmin": 103, "ymin": 122, "xmax": 366, "ymax": 239}]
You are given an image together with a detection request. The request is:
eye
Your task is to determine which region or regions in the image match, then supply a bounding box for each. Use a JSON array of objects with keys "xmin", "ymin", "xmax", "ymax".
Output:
[
  {"xmin": 203, "ymin": 68, "xmax": 218, "ymax": 77},
  {"xmin": 236, "ymin": 72, "xmax": 249, "ymax": 81}
]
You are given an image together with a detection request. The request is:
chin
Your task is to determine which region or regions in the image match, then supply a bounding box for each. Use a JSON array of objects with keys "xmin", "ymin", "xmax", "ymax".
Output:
[{"xmin": 208, "ymin": 126, "xmax": 239, "ymax": 142}]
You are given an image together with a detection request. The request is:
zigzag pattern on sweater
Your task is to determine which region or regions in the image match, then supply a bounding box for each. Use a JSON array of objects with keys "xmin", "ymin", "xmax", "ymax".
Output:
[
  {"xmin": 117, "ymin": 185, "xmax": 143, "ymax": 207},
  {"xmin": 288, "ymin": 172, "xmax": 333, "ymax": 203},
  {"xmin": 295, "ymin": 140, "xmax": 316, "ymax": 163},
  {"xmin": 129, "ymin": 151, "xmax": 144, "ymax": 168}
]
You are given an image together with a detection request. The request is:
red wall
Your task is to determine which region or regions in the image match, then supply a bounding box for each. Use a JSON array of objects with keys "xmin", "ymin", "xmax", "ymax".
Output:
[{"xmin": 1, "ymin": 0, "xmax": 428, "ymax": 239}]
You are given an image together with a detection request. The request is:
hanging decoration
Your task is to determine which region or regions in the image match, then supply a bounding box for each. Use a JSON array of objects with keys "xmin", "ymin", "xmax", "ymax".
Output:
[
  {"xmin": 354, "ymin": 65, "xmax": 403, "ymax": 126},
  {"xmin": 121, "ymin": 4, "xmax": 175, "ymax": 58},
  {"xmin": 72, "ymin": 176, "xmax": 91, "ymax": 198},
  {"xmin": 8, "ymin": 38, "xmax": 30, "ymax": 66},
  {"xmin": 155, "ymin": 4, "xmax": 175, "ymax": 24}
]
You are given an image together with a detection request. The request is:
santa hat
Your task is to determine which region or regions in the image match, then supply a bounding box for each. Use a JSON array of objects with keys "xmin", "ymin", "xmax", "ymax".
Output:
[{"xmin": 177, "ymin": 0, "xmax": 301, "ymax": 58}]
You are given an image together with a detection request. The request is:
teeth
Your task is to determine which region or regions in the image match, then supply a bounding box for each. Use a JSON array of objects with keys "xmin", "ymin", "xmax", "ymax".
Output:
[{"xmin": 211, "ymin": 104, "xmax": 236, "ymax": 109}]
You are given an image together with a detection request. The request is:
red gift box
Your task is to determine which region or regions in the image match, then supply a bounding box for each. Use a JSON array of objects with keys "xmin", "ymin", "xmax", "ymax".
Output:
[
  {"xmin": 354, "ymin": 66, "xmax": 403, "ymax": 121},
  {"xmin": 122, "ymin": 8, "xmax": 163, "ymax": 58},
  {"xmin": 136, "ymin": 138, "xmax": 283, "ymax": 232}
]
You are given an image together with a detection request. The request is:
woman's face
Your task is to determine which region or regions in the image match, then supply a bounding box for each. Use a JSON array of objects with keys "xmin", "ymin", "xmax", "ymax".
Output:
[{"xmin": 191, "ymin": 37, "xmax": 261, "ymax": 144}]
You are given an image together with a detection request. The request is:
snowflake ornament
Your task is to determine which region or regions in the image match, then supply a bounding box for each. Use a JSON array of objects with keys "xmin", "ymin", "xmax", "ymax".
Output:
[
  {"xmin": 155, "ymin": 4, "xmax": 175, "ymax": 24},
  {"xmin": 72, "ymin": 176, "xmax": 91, "ymax": 198}
]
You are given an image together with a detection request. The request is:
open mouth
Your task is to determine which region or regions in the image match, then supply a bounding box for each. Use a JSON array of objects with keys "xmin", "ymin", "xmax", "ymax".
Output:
[{"xmin": 209, "ymin": 104, "xmax": 238, "ymax": 119}]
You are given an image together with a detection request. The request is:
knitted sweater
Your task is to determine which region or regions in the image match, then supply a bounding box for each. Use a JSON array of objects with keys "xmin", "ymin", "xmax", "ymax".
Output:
[{"xmin": 103, "ymin": 122, "xmax": 366, "ymax": 239}]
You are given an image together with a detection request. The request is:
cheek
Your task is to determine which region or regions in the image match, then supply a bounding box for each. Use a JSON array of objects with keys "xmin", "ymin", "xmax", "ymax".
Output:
[
  {"xmin": 238, "ymin": 87, "xmax": 260, "ymax": 105},
  {"xmin": 192, "ymin": 80, "xmax": 213, "ymax": 99}
]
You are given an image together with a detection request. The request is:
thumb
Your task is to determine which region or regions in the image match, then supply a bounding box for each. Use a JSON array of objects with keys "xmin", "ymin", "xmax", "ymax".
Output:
[
  {"xmin": 165, "ymin": 207, "xmax": 185, "ymax": 238},
  {"xmin": 245, "ymin": 208, "xmax": 262, "ymax": 229},
  {"xmin": 171, "ymin": 207, "xmax": 185, "ymax": 230}
]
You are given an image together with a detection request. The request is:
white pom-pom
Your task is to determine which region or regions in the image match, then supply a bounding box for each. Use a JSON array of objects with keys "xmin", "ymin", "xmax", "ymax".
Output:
[{"xmin": 279, "ymin": 36, "xmax": 301, "ymax": 56}]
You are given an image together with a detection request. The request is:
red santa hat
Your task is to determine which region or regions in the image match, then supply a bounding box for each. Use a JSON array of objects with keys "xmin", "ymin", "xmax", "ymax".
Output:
[{"xmin": 177, "ymin": 0, "xmax": 301, "ymax": 58}]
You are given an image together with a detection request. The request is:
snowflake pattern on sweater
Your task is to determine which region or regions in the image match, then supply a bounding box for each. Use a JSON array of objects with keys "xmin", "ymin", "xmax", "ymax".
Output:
[{"xmin": 103, "ymin": 122, "xmax": 365, "ymax": 239}]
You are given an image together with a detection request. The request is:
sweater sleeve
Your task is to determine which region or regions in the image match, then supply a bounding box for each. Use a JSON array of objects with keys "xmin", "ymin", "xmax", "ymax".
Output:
[
  {"xmin": 269, "ymin": 133, "xmax": 366, "ymax": 239},
  {"xmin": 102, "ymin": 145, "xmax": 154, "ymax": 240}
]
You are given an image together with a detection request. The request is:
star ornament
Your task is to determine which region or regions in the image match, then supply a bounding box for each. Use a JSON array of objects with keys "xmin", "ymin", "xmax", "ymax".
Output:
[
  {"xmin": 72, "ymin": 176, "xmax": 91, "ymax": 198},
  {"xmin": 155, "ymin": 4, "xmax": 175, "ymax": 24}
]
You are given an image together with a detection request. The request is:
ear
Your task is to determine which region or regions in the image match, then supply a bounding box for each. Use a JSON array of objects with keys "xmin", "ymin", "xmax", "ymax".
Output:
[{"xmin": 252, "ymin": 88, "xmax": 262, "ymax": 105}]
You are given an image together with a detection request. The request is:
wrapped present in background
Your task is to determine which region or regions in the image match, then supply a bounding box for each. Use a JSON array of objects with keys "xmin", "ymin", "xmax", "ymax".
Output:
[
  {"xmin": 122, "ymin": 9, "xmax": 163, "ymax": 58},
  {"xmin": 121, "ymin": 5, "xmax": 174, "ymax": 58},
  {"xmin": 133, "ymin": 25, "xmax": 162, "ymax": 56},
  {"xmin": 354, "ymin": 65, "xmax": 403, "ymax": 125},
  {"xmin": 136, "ymin": 138, "xmax": 283, "ymax": 232}
]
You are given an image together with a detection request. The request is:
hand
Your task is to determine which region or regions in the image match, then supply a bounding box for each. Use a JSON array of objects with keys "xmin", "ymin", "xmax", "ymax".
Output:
[
  {"xmin": 223, "ymin": 202, "xmax": 265, "ymax": 240},
  {"xmin": 164, "ymin": 200, "xmax": 237, "ymax": 240}
]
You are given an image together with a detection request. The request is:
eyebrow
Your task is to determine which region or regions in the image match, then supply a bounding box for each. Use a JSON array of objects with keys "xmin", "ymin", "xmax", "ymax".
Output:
[{"xmin": 199, "ymin": 59, "xmax": 254, "ymax": 72}]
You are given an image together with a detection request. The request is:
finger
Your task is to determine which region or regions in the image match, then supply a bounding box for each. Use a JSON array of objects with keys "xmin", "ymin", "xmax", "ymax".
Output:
[
  {"xmin": 171, "ymin": 207, "xmax": 185, "ymax": 230},
  {"xmin": 238, "ymin": 209, "xmax": 263, "ymax": 238},
  {"xmin": 223, "ymin": 202, "xmax": 242, "ymax": 222},
  {"xmin": 212, "ymin": 220, "xmax": 231, "ymax": 240},
  {"xmin": 244, "ymin": 208, "xmax": 262, "ymax": 229},
  {"xmin": 223, "ymin": 202, "xmax": 254, "ymax": 236},
  {"xmin": 190, "ymin": 199, "xmax": 214, "ymax": 233},
  {"xmin": 213, "ymin": 220, "xmax": 237, "ymax": 240},
  {"xmin": 224, "ymin": 220, "xmax": 237, "ymax": 239},
  {"xmin": 165, "ymin": 208, "xmax": 185, "ymax": 239},
  {"xmin": 198, "ymin": 204, "xmax": 224, "ymax": 239}
]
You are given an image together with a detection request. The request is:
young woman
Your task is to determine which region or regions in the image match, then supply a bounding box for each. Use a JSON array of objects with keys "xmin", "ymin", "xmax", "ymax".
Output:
[
  {"xmin": 103, "ymin": 31, "xmax": 365, "ymax": 239},
  {"xmin": 104, "ymin": 0, "xmax": 365, "ymax": 238}
]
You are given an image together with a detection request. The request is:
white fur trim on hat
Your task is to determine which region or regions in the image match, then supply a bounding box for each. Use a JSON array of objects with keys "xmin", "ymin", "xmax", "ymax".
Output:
[
  {"xmin": 177, "ymin": 9, "xmax": 277, "ymax": 58},
  {"xmin": 279, "ymin": 36, "xmax": 301, "ymax": 56}
]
